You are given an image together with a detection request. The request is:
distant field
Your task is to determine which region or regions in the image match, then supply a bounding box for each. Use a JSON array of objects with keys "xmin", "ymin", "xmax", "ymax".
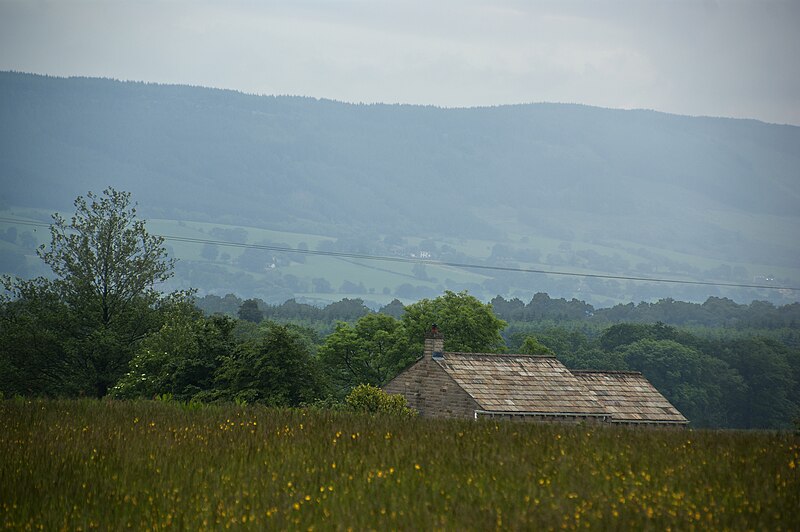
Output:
[
  {"xmin": 2, "ymin": 208, "xmax": 798, "ymax": 306},
  {"xmin": 1, "ymin": 399, "xmax": 797, "ymax": 530}
]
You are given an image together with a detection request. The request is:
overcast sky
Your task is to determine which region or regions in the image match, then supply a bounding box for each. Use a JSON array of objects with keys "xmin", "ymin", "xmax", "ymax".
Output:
[{"xmin": 1, "ymin": 0, "xmax": 798, "ymax": 125}]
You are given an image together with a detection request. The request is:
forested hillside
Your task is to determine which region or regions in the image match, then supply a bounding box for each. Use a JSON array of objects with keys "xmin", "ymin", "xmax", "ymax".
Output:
[{"xmin": 2, "ymin": 72, "xmax": 799, "ymax": 306}]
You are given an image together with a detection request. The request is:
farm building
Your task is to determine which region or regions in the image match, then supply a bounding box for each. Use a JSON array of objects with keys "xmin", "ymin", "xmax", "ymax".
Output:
[{"xmin": 383, "ymin": 327, "xmax": 687, "ymax": 426}]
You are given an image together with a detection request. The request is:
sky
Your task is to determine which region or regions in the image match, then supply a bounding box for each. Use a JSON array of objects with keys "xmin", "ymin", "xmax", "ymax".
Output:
[{"xmin": 1, "ymin": 0, "xmax": 799, "ymax": 125}]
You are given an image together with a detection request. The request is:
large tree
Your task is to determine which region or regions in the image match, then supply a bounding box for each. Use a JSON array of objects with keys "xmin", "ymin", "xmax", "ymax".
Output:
[
  {"xmin": 213, "ymin": 323, "xmax": 326, "ymax": 406},
  {"xmin": 39, "ymin": 188, "xmax": 174, "ymax": 330},
  {"xmin": 319, "ymin": 313, "xmax": 412, "ymax": 394},
  {"xmin": 620, "ymin": 339, "xmax": 745, "ymax": 428},
  {"xmin": 402, "ymin": 290, "xmax": 507, "ymax": 354},
  {"xmin": 1, "ymin": 188, "xmax": 176, "ymax": 397},
  {"xmin": 110, "ymin": 303, "xmax": 236, "ymax": 401}
]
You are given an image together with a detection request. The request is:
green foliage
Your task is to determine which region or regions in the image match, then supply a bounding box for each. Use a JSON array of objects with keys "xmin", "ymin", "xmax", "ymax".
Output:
[
  {"xmin": 237, "ymin": 299, "xmax": 264, "ymax": 323},
  {"xmin": 519, "ymin": 336, "xmax": 555, "ymax": 356},
  {"xmin": 213, "ymin": 323, "xmax": 326, "ymax": 407},
  {"xmin": 319, "ymin": 314, "xmax": 412, "ymax": 395},
  {"xmin": 39, "ymin": 188, "xmax": 174, "ymax": 331},
  {"xmin": 598, "ymin": 322, "xmax": 680, "ymax": 352},
  {"xmin": 715, "ymin": 337, "xmax": 799, "ymax": 429},
  {"xmin": 402, "ymin": 290, "xmax": 507, "ymax": 353},
  {"xmin": 110, "ymin": 303, "xmax": 235, "ymax": 402},
  {"xmin": 1, "ymin": 400, "xmax": 798, "ymax": 530},
  {"xmin": 2, "ymin": 188, "xmax": 177, "ymax": 397},
  {"xmin": 345, "ymin": 384, "xmax": 416, "ymax": 417},
  {"xmin": 0, "ymin": 276, "xmax": 75, "ymax": 397},
  {"xmin": 619, "ymin": 339, "xmax": 745, "ymax": 428}
]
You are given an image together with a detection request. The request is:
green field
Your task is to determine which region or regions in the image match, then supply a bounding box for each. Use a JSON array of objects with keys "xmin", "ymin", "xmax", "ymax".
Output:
[
  {"xmin": 1, "ymin": 399, "xmax": 797, "ymax": 530},
  {"xmin": 2, "ymin": 207, "xmax": 799, "ymax": 307}
]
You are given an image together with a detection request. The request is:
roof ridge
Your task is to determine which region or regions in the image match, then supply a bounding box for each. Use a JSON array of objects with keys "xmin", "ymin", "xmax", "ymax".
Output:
[
  {"xmin": 572, "ymin": 370, "xmax": 644, "ymax": 376},
  {"xmin": 445, "ymin": 351, "xmax": 557, "ymax": 359}
]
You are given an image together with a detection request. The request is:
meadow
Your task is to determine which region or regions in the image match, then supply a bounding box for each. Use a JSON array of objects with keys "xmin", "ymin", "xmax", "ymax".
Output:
[
  {"xmin": 6, "ymin": 208, "xmax": 798, "ymax": 310},
  {"xmin": 1, "ymin": 399, "xmax": 797, "ymax": 530}
]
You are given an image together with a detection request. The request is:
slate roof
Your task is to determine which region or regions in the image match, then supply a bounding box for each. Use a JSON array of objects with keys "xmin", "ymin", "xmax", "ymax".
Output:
[
  {"xmin": 436, "ymin": 353, "xmax": 609, "ymax": 417},
  {"xmin": 572, "ymin": 370, "xmax": 688, "ymax": 424}
]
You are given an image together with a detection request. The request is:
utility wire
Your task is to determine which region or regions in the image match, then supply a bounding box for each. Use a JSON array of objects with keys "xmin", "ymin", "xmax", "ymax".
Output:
[{"xmin": 1, "ymin": 215, "xmax": 797, "ymax": 292}]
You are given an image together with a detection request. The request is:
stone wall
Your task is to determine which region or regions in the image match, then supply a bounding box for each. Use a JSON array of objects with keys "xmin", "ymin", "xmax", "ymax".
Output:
[{"xmin": 384, "ymin": 357, "xmax": 479, "ymax": 419}]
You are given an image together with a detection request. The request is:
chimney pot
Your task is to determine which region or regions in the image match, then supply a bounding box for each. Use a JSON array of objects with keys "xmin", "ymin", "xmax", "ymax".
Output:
[{"xmin": 424, "ymin": 324, "xmax": 444, "ymax": 359}]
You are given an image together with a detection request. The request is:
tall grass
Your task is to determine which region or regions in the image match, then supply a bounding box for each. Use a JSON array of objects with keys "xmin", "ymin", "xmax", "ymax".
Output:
[{"xmin": 1, "ymin": 399, "xmax": 797, "ymax": 530}]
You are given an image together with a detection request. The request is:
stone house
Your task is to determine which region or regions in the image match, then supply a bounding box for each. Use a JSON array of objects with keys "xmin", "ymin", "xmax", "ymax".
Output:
[{"xmin": 383, "ymin": 327, "xmax": 687, "ymax": 426}]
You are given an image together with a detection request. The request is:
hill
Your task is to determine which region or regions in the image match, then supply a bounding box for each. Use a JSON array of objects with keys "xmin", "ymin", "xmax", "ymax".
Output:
[{"xmin": 1, "ymin": 72, "xmax": 799, "ymax": 305}]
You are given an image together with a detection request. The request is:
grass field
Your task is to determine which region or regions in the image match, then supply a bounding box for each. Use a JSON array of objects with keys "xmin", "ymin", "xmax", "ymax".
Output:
[
  {"xmin": 2, "ymin": 207, "xmax": 799, "ymax": 307},
  {"xmin": 1, "ymin": 399, "xmax": 798, "ymax": 530}
]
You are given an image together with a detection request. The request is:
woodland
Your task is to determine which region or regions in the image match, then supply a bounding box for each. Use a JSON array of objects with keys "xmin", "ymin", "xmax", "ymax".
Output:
[{"xmin": 2, "ymin": 189, "xmax": 798, "ymax": 430}]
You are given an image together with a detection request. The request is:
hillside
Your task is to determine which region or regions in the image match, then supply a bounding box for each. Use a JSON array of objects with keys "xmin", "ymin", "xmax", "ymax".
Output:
[{"xmin": 1, "ymin": 72, "xmax": 799, "ymax": 305}]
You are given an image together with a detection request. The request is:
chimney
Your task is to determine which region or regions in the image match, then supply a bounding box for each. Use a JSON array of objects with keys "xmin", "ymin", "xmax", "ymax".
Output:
[{"xmin": 424, "ymin": 324, "xmax": 444, "ymax": 359}]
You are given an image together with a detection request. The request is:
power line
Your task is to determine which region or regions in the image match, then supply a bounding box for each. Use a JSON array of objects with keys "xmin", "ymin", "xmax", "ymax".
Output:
[
  {"xmin": 0, "ymin": 217, "xmax": 51, "ymax": 230},
  {"xmin": 160, "ymin": 234, "xmax": 799, "ymax": 291},
  {"xmin": 1, "ymin": 215, "xmax": 797, "ymax": 292}
]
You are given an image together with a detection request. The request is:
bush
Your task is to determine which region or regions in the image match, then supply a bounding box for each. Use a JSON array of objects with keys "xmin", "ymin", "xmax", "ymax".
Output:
[{"xmin": 345, "ymin": 384, "xmax": 416, "ymax": 418}]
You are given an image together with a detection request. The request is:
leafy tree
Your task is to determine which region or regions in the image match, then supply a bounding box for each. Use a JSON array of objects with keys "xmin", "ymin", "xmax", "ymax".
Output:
[
  {"xmin": 598, "ymin": 322, "xmax": 679, "ymax": 352},
  {"xmin": 312, "ymin": 278, "xmax": 333, "ymax": 294},
  {"xmin": 322, "ymin": 298, "xmax": 371, "ymax": 321},
  {"xmin": 378, "ymin": 299, "xmax": 405, "ymax": 319},
  {"xmin": 213, "ymin": 323, "xmax": 325, "ymax": 406},
  {"xmin": 2, "ymin": 188, "xmax": 176, "ymax": 397},
  {"xmin": 489, "ymin": 295, "xmax": 525, "ymax": 321},
  {"xmin": 110, "ymin": 303, "xmax": 235, "ymax": 401},
  {"xmin": 39, "ymin": 188, "xmax": 174, "ymax": 332},
  {"xmin": 319, "ymin": 314, "xmax": 412, "ymax": 394},
  {"xmin": 564, "ymin": 347, "xmax": 629, "ymax": 371},
  {"xmin": 0, "ymin": 277, "xmax": 74, "ymax": 396},
  {"xmin": 716, "ymin": 337, "xmax": 798, "ymax": 429},
  {"xmin": 620, "ymin": 339, "xmax": 744, "ymax": 427},
  {"xmin": 519, "ymin": 336, "xmax": 555, "ymax": 356},
  {"xmin": 238, "ymin": 299, "xmax": 264, "ymax": 323},
  {"xmin": 402, "ymin": 290, "xmax": 507, "ymax": 353}
]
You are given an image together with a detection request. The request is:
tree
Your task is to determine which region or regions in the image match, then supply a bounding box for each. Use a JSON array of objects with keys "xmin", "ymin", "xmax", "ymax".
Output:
[
  {"xmin": 319, "ymin": 313, "xmax": 412, "ymax": 394},
  {"xmin": 214, "ymin": 323, "xmax": 325, "ymax": 406},
  {"xmin": 200, "ymin": 243, "xmax": 219, "ymax": 261},
  {"xmin": 379, "ymin": 299, "xmax": 406, "ymax": 319},
  {"xmin": 598, "ymin": 322, "xmax": 678, "ymax": 352},
  {"xmin": 111, "ymin": 303, "xmax": 236, "ymax": 401},
  {"xmin": 3, "ymin": 188, "xmax": 176, "ymax": 397},
  {"xmin": 0, "ymin": 277, "xmax": 74, "ymax": 396},
  {"xmin": 620, "ymin": 339, "xmax": 744, "ymax": 427},
  {"xmin": 519, "ymin": 336, "xmax": 555, "ymax": 356},
  {"xmin": 402, "ymin": 290, "xmax": 507, "ymax": 353},
  {"xmin": 716, "ymin": 337, "xmax": 798, "ymax": 429},
  {"xmin": 39, "ymin": 188, "xmax": 175, "ymax": 331},
  {"xmin": 238, "ymin": 299, "xmax": 264, "ymax": 323}
]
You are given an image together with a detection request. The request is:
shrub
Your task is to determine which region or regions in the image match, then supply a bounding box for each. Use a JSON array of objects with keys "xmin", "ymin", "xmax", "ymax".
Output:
[{"xmin": 345, "ymin": 384, "xmax": 416, "ymax": 418}]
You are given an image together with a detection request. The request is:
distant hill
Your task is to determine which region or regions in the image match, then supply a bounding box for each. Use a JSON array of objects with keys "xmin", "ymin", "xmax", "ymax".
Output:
[{"xmin": 1, "ymin": 72, "xmax": 799, "ymax": 305}]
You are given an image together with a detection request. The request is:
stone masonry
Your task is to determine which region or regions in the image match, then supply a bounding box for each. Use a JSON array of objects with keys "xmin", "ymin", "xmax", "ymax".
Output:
[{"xmin": 383, "ymin": 329, "xmax": 480, "ymax": 419}]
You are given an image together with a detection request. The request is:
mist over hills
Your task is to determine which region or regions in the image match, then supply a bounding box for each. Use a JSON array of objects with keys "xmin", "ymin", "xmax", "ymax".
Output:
[{"xmin": 1, "ymin": 72, "xmax": 799, "ymax": 306}]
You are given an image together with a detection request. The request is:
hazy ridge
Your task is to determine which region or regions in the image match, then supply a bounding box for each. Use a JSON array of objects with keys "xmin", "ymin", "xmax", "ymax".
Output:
[{"xmin": 2, "ymin": 72, "xmax": 799, "ymax": 305}]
